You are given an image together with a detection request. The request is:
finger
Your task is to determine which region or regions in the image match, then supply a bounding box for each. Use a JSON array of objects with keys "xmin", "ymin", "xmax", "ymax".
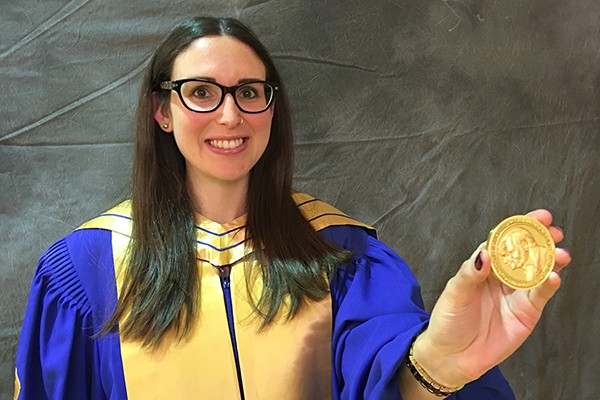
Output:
[
  {"xmin": 446, "ymin": 245, "xmax": 491, "ymax": 305},
  {"xmin": 526, "ymin": 209, "xmax": 553, "ymax": 226},
  {"xmin": 547, "ymin": 226, "xmax": 564, "ymax": 243},
  {"xmin": 528, "ymin": 271, "xmax": 561, "ymax": 312},
  {"xmin": 553, "ymin": 248, "xmax": 571, "ymax": 272},
  {"xmin": 525, "ymin": 209, "xmax": 565, "ymax": 243}
]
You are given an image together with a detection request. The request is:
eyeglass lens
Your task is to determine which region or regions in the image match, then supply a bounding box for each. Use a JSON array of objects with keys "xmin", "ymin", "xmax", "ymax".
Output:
[{"xmin": 180, "ymin": 81, "xmax": 274, "ymax": 112}]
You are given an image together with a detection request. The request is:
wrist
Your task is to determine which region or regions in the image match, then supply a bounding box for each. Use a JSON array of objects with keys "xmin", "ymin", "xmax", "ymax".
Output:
[{"xmin": 410, "ymin": 333, "xmax": 469, "ymax": 390}]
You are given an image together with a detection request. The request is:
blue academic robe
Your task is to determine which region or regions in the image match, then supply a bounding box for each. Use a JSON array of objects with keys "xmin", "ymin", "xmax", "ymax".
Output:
[{"xmin": 15, "ymin": 194, "xmax": 514, "ymax": 399}]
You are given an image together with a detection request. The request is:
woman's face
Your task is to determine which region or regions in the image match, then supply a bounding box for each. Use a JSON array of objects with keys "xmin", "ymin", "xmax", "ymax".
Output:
[{"xmin": 155, "ymin": 36, "xmax": 273, "ymax": 190}]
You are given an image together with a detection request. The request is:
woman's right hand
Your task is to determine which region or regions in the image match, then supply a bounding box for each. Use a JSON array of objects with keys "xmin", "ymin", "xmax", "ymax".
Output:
[{"xmin": 411, "ymin": 209, "xmax": 571, "ymax": 389}]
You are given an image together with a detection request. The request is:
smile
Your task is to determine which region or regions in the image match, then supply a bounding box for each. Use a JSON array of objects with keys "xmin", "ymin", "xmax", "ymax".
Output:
[{"xmin": 207, "ymin": 138, "xmax": 245, "ymax": 149}]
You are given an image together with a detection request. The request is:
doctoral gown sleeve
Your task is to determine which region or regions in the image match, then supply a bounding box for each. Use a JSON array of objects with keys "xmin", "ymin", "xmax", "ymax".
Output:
[
  {"xmin": 15, "ymin": 238, "xmax": 98, "ymax": 399},
  {"xmin": 15, "ymin": 230, "xmax": 126, "ymax": 399},
  {"xmin": 321, "ymin": 225, "xmax": 515, "ymax": 400}
]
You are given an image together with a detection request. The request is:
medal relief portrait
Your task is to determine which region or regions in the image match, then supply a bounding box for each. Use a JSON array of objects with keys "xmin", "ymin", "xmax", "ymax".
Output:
[{"xmin": 499, "ymin": 228, "xmax": 552, "ymax": 281}]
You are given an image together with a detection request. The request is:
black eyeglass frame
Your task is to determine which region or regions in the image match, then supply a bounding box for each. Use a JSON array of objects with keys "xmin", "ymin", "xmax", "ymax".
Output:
[{"xmin": 159, "ymin": 78, "xmax": 278, "ymax": 114}]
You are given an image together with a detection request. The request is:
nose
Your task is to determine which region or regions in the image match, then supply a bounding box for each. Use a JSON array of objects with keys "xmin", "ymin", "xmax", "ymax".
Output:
[{"xmin": 216, "ymin": 94, "xmax": 242, "ymax": 127}]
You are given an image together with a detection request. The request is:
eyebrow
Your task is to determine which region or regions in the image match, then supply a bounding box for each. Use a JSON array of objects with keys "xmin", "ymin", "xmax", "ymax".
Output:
[{"xmin": 182, "ymin": 76, "xmax": 266, "ymax": 84}]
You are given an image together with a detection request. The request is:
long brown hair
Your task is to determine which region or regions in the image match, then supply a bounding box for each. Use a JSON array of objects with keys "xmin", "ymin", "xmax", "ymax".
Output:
[{"xmin": 102, "ymin": 17, "xmax": 347, "ymax": 348}]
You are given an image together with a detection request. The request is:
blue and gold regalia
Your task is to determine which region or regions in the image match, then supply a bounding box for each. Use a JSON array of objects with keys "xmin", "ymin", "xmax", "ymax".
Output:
[{"xmin": 15, "ymin": 193, "xmax": 514, "ymax": 399}]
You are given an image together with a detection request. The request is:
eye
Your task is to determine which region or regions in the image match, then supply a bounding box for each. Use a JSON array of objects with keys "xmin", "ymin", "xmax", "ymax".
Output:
[
  {"xmin": 236, "ymin": 84, "xmax": 261, "ymax": 100},
  {"xmin": 193, "ymin": 87, "xmax": 208, "ymax": 97},
  {"xmin": 181, "ymin": 81, "xmax": 220, "ymax": 101},
  {"xmin": 191, "ymin": 85, "xmax": 216, "ymax": 99}
]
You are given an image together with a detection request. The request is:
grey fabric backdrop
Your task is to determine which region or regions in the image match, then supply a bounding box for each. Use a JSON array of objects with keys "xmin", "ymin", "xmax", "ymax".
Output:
[{"xmin": 1, "ymin": 1, "xmax": 598, "ymax": 398}]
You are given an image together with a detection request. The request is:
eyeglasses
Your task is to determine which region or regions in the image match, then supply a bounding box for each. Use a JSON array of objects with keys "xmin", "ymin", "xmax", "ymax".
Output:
[{"xmin": 159, "ymin": 79, "xmax": 278, "ymax": 114}]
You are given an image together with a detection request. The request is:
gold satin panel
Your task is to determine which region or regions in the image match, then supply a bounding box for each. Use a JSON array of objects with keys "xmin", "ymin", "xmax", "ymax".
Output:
[
  {"xmin": 13, "ymin": 369, "xmax": 20, "ymax": 399},
  {"xmin": 75, "ymin": 194, "xmax": 373, "ymax": 399}
]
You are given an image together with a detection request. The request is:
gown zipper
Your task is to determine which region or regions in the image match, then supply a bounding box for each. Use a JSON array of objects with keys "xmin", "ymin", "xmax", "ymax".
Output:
[{"xmin": 220, "ymin": 270, "xmax": 246, "ymax": 400}]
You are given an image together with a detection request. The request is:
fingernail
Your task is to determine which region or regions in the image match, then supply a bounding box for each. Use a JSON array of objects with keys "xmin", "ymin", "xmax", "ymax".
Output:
[{"xmin": 474, "ymin": 251, "xmax": 483, "ymax": 271}]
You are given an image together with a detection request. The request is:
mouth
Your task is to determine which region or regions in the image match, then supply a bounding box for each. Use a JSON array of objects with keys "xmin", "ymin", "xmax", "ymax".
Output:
[{"xmin": 206, "ymin": 138, "xmax": 246, "ymax": 150}]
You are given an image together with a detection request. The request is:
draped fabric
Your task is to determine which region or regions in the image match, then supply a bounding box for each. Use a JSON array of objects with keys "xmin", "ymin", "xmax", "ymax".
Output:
[
  {"xmin": 2, "ymin": 1, "xmax": 599, "ymax": 399},
  {"xmin": 15, "ymin": 200, "xmax": 513, "ymax": 399}
]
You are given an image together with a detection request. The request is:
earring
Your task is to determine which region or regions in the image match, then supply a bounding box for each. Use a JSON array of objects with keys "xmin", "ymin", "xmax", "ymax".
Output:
[{"xmin": 162, "ymin": 123, "xmax": 169, "ymax": 129}]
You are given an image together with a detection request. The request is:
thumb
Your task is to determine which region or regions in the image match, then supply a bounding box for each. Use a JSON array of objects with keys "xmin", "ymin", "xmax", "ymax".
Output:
[{"xmin": 446, "ymin": 243, "xmax": 492, "ymax": 305}]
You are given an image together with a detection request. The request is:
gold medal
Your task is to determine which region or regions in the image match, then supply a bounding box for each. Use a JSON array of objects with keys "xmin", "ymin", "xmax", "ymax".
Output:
[{"xmin": 487, "ymin": 215, "xmax": 555, "ymax": 290}]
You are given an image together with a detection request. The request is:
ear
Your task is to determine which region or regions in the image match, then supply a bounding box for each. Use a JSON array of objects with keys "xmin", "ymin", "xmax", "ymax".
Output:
[{"xmin": 152, "ymin": 92, "xmax": 173, "ymax": 132}]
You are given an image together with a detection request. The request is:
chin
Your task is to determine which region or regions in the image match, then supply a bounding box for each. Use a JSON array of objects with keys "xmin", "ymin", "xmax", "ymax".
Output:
[{"xmin": 214, "ymin": 171, "xmax": 252, "ymax": 184}]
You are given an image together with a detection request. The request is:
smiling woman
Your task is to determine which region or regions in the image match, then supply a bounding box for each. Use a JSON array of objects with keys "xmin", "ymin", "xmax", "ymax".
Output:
[
  {"xmin": 13, "ymin": 16, "xmax": 570, "ymax": 400},
  {"xmin": 156, "ymin": 35, "xmax": 275, "ymax": 203}
]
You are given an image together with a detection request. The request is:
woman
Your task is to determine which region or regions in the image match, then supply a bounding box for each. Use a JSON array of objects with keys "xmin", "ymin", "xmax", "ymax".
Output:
[{"xmin": 14, "ymin": 17, "xmax": 570, "ymax": 399}]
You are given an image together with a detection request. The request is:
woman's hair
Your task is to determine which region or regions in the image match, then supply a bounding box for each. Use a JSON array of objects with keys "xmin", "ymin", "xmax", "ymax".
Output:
[{"xmin": 102, "ymin": 17, "xmax": 347, "ymax": 348}]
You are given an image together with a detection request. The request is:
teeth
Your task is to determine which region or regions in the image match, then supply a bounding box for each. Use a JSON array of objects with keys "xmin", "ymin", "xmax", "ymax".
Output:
[{"xmin": 209, "ymin": 138, "xmax": 244, "ymax": 149}]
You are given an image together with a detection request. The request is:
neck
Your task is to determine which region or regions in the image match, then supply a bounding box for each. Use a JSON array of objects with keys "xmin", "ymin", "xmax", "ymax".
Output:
[{"xmin": 186, "ymin": 174, "xmax": 248, "ymax": 225}]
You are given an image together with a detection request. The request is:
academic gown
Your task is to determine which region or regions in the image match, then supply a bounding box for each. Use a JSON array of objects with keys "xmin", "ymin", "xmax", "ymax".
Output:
[{"xmin": 14, "ymin": 193, "xmax": 515, "ymax": 399}]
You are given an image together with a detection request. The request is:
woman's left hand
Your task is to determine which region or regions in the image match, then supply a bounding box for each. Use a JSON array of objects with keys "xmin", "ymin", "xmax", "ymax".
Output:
[{"xmin": 412, "ymin": 209, "xmax": 571, "ymax": 388}]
